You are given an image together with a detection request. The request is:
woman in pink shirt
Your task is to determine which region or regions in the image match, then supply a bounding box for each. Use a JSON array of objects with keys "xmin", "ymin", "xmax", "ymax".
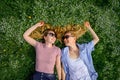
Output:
[{"xmin": 23, "ymin": 21, "xmax": 61, "ymax": 80}]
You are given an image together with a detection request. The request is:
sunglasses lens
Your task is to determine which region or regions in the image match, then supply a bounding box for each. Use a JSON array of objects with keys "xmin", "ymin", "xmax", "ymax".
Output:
[
  {"xmin": 48, "ymin": 33, "xmax": 56, "ymax": 37},
  {"xmin": 62, "ymin": 35, "xmax": 70, "ymax": 40}
]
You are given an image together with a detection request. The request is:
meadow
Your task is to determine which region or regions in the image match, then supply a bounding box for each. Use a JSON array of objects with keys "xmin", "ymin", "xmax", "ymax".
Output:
[{"xmin": 0, "ymin": 0, "xmax": 120, "ymax": 80}]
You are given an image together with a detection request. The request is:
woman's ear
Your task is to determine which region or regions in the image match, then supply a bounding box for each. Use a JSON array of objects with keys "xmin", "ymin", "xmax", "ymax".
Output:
[
  {"xmin": 73, "ymin": 36, "xmax": 77, "ymax": 41},
  {"xmin": 43, "ymin": 36, "xmax": 46, "ymax": 40}
]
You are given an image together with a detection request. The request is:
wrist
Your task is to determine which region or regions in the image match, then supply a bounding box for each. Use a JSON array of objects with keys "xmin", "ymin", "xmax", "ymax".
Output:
[
  {"xmin": 58, "ymin": 78, "xmax": 62, "ymax": 80},
  {"xmin": 87, "ymin": 26, "xmax": 92, "ymax": 30}
]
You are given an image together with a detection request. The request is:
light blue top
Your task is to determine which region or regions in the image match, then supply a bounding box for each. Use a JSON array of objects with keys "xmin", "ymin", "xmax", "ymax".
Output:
[
  {"xmin": 67, "ymin": 56, "xmax": 91, "ymax": 80},
  {"xmin": 61, "ymin": 41, "xmax": 98, "ymax": 80}
]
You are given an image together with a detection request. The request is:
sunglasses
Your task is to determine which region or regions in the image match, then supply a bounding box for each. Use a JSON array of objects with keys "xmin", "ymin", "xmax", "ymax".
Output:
[
  {"xmin": 47, "ymin": 33, "xmax": 56, "ymax": 37},
  {"xmin": 62, "ymin": 35, "xmax": 74, "ymax": 40}
]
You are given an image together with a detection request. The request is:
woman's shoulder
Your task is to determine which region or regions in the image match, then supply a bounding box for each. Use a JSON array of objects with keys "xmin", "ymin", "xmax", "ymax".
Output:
[
  {"xmin": 77, "ymin": 41, "xmax": 95, "ymax": 53},
  {"xmin": 62, "ymin": 46, "xmax": 68, "ymax": 51},
  {"xmin": 77, "ymin": 41, "xmax": 94, "ymax": 47},
  {"xmin": 34, "ymin": 41, "xmax": 43, "ymax": 47},
  {"xmin": 53, "ymin": 45, "xmax": 61, "ymax": 52},
  {"xmin": 54, "ymin": 45, "xmax": 60, "ymax": 49}
]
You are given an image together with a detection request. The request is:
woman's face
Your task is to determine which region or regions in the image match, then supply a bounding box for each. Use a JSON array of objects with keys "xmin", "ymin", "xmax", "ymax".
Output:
[
  {"xmin": 44, "ymin": 31, "xmax": 56, "ymax": 44},
  {"xmin": 63, "ymin": 32, "xmax": 76, "ymax": 46}
]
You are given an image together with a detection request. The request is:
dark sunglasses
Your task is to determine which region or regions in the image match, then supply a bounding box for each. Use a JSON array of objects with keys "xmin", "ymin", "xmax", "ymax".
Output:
[
  {"xmin": 62, "ymin": 35, "xmax": 73, "ymax": 40},
  {"xmin": 47, "ymin": 33, "xmax": 56, "ymax": 37}
]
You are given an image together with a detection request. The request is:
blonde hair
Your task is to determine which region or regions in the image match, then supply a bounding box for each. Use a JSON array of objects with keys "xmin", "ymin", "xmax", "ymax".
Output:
[
  {"xmin": 29, "ymin": 23, "xmax": 87, "ymax": 42},
  {"xmin": 63, "ymin": 24, "xmax": 87, "ymax": 39}
]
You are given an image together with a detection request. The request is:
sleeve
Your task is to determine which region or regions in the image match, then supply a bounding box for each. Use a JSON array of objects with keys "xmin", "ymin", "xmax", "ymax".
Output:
[
  {"xmin": 34, "ymin": 41, "xmax": 42, "ymax": 48},
  {"xmin": 85, "ymin": 40, "xmax": 95, "ymax": 53},
  {"xmin": 57, "ymin": 48, "xmax": 61, "ymax": 56},
  {"xmin": 61, "ymin": 48, "xmax": 67, "ymax": 73}
]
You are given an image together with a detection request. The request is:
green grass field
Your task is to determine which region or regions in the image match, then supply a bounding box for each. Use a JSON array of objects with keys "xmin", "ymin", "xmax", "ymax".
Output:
[{"xmin": 0, "ymin": 0, "xmax": 120, "ymax": 80}]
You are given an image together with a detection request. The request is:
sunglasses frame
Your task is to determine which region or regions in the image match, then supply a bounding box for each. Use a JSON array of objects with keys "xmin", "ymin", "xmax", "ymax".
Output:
[
  {"xmin": 62, "ymin": 35, "xmax": 74, "ymax": 40},
  {"xmin": 47, "ymin": 32, "xmax": 56, "ymax": 37}
]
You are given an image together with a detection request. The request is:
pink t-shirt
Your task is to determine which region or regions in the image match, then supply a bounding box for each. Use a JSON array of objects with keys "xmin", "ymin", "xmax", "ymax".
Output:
[{"xmin": 34, "ymin": 42, "xmax": 61, "ymax": 74}]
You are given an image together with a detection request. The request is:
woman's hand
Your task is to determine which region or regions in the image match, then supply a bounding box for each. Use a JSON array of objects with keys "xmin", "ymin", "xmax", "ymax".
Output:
[
  {"xmin": 36, "ymin": 21, "xmax": 44, "ymax": 27},
  {"xmin": 84, "ymin": 21, "xmax": 91, "ymax": 28}
]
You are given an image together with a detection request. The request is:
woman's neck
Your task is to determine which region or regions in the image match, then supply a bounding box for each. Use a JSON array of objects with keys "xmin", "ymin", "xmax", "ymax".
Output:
[
  {"xmin": 69, "ymin": 44, "xmax": 78, "ymax": 51},
  {"xmin": 45, "ymin": 42, "xmax": 53, "ymax": 48},
  {"xmin": 68, "ymin": 44, "xmax": 79, "ymax": 59}
]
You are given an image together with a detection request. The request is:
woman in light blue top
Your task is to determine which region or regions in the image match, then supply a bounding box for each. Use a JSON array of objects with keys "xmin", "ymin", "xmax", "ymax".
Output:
[{"xmin": 61, "ymin": 21, "xmax": 99, "ymax": 80}]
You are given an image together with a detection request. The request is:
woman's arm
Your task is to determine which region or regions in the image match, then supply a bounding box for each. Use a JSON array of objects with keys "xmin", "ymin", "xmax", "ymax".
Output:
[
  {"xmin": 56, "ymin": 55, "xmax": 62, "ymax": 80},
  {"xmin": 61, "ymin": 64, "xmax": 66, "ymax": 80},
  {"xmin": 23, "ymin": 21, "xmax": 44, "ymax": 47},
  {"xmin": 84, "ymin": 21, "xmax": 99, "ymax": 45}
]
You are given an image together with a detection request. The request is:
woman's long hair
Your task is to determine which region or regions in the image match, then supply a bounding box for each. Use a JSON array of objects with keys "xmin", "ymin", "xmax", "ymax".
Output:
[{"xmin": 29, "ymin": 23, "xmax": 87, "ymax": 43}]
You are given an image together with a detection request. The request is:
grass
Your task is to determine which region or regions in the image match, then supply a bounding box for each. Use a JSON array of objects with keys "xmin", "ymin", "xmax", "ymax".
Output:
[{"xmin": 0, "ymin": 0, "xmax": 120, "ymax": 80}]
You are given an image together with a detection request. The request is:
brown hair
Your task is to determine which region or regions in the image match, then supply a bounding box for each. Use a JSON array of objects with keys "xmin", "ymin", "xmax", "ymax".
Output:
[
  {"xmin": 43, "ymin": 29, "xmax": 57, "ymax": 37},
  {"xmin": 29, "ymin": 23, "xmax": 87, "ymax": 43},
  {"xmin": 29, "ymin": 24, "xmax": 54, "ymax": 39}
]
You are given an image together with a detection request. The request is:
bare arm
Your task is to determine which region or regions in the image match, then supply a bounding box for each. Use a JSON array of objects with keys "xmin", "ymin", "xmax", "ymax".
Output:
[
  {"xmin": 84, "ymin": 21, "xmax": 99, "ymax": 45},
  {"xmin": 56, "ymin": 55, "xmax": 61, "ymax": 80},
  {"xmin": 61, "ymin": 64, "xmax": 66, "ymax": 80},
  {"xmin": 23, "ymin": 21, "xmax": 44, "ymax": 47}
]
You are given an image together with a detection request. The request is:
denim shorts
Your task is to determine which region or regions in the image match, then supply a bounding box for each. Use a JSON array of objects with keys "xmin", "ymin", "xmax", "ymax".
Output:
[{"xmin": 31, "ymin": 71, "xmax": 56, "ymax": 80}]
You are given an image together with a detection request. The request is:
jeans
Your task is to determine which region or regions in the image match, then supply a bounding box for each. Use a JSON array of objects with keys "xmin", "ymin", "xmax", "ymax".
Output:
[{"xmin": 31, "ymin": 71, "xmax": 56, "ymax": 80}]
